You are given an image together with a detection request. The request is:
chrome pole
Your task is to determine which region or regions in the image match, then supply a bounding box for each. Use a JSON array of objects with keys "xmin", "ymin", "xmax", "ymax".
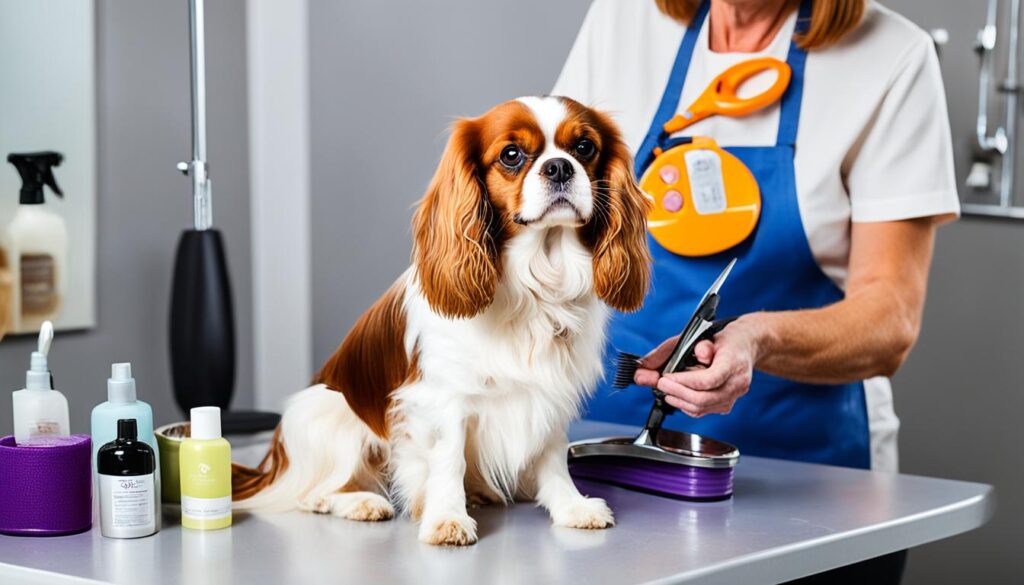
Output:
[
  {"xmin": 976, "ymin": 0, "xmax": 1007, "ymax": 155},
  {"xmin": 1000, "ymin": 0, "xmax": 1021, "ymax": 208},
  {"xmin": 177, "ymin": 0, "xmax": 213, "ymax": 230}
]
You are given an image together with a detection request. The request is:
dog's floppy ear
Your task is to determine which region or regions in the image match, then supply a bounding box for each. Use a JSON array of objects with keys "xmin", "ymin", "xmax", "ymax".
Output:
[
  {"xmin": 413, "ymin": 118, "xmax": 499, "ymax": 319},
  {"xmin": 588, "ymin": 116, "xmax": 651, "ymax": 312}
]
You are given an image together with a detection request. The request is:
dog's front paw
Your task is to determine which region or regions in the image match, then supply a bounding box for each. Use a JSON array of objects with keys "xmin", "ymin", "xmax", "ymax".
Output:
[
  {"xmin": 551, "ymin": 497, "xmax": 614, "ymax": 529},
  {"xmin": 418, "ymin": 513, "xmax": 478, "ymax": 546}
]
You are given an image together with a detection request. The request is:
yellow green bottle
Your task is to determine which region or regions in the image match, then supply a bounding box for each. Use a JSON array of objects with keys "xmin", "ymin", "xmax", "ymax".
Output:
[{"xmin": 179, "ymin": 406, "xmax": 231, "ymax": 530}]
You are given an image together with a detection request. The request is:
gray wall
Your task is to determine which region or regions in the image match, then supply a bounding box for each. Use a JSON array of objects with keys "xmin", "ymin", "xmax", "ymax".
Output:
[
  {"xmin": 886, "ymin": 1, "xmax": 1023, "ymax": 583},
  {"xmin": 0, "ymin": 0, "xmax": 253, "ymax": 434},
  {"xmin": 309, "ymin": 1, "xmax": 1020, "ymax": 583}
]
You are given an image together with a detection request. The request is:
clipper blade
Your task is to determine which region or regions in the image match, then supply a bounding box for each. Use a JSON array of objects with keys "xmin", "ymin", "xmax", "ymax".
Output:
[{"xmin": 612, "ymin": 352, "xmax": 642, "ymax": 389}]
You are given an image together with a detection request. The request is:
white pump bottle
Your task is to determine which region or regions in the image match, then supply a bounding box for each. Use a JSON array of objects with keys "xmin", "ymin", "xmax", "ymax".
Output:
[{"xmin": 12, "ymin": 320, "xmax": 69, "ymax": 444}]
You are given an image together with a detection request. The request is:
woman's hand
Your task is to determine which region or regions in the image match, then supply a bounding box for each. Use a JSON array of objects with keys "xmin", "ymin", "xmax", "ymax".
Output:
[{"xmin": 633, "ymin": 318, "xmax": 765, "ymax": 418}]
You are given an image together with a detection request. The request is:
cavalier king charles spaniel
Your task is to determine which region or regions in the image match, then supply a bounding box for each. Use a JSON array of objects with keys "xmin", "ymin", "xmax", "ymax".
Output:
[{"xmin": 233, "ymin": 96, "xmax": 651, "ymax": 546}]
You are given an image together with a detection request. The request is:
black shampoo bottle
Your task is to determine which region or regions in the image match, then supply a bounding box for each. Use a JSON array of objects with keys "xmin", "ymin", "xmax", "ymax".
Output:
[{"xmin": 97, "ymin": 418, "xmax": 158, "ymax": 538}]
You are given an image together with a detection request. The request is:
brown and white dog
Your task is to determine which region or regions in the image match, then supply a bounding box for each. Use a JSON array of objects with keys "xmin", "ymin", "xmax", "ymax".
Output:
[{"xmin": 232, "ymin": 96, "xmax": 651, "ymax": 546}]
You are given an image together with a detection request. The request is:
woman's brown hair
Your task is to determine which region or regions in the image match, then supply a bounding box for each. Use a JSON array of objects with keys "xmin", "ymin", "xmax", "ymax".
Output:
[{"xmin": 654, "ymin": 0, "xmax": 866, "ymax": 50}]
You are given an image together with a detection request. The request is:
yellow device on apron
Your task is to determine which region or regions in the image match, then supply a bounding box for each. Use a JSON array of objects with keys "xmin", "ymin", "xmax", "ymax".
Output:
[{"xmin": 641, "ymin": 57, "xmax": 792, "ymax": 257}]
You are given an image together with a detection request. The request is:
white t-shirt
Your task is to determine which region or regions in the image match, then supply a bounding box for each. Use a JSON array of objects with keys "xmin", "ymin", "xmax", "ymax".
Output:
[{"xmin": 554, "ymin": 0, "xmax": 961, "ymax": 472}]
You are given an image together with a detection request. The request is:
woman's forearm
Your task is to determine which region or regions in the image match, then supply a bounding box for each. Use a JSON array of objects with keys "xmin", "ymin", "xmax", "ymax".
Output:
[
  {"xmin": 741, "ymin": 282, "xmax": 919, "ymax": 384},
  {"xmin": 741, "ymin": 218, "xmax": 937, "ymax": 385}
]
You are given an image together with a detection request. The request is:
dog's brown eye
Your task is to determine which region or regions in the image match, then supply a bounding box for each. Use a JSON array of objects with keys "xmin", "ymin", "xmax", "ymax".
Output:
[
  {"xmin": 499, "ymin": 145, "xmax": 523, "ymax": 168},
  {"xmin": 574, "ymin": 138, "xmax": 597, "ymax": 160}
]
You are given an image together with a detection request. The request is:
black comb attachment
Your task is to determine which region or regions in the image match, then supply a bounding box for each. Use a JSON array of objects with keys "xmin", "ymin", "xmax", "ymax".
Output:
[{"xmin": 612, "ymin": 351, "xmax": 642, "ymax": 389}]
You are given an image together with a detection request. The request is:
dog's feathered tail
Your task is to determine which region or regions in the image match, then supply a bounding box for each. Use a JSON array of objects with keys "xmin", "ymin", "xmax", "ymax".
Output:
[
  {"xmin": 231, "ymin": 425, "xmax": 289, "ymax": 501},
  {"xmin": 231, "ymin": 385, "xmax": 387, "ymax": 512}
]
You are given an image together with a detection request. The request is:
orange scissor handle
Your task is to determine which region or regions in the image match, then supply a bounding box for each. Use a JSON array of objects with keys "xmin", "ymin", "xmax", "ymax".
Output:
[{"xmin": 663, "ymin": 57, "xmax": 792, "ymax": 135}]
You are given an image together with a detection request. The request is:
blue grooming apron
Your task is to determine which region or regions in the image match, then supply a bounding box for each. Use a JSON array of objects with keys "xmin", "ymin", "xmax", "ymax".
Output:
[{"xmin": 587, "ymin": 0, "xmax": 871, "ymax": 469}]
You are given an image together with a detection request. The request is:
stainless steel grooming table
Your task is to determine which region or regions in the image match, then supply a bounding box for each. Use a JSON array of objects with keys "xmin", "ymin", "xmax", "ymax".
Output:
[{"xmin": 0, "ymin": 420, "xmax": 993, "ymax": 585}]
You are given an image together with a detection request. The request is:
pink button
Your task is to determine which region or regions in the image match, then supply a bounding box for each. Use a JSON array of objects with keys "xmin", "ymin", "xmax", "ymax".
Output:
[
  {"xmin": 659, "ymin": 165, "xmax": 680, "ymax": 185},
  {"xmin": 663, "ymin": 190, "xmax": 683, "ymax": 212}
]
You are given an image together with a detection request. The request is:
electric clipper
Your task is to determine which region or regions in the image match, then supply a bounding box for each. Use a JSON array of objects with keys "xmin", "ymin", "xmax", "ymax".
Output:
[
  {"xmin": 568, "ymin": 259, "xmax": 741, "ymax": 500},
  {"xmin": 613, "ymin": 258, "xmax": 738, "ymax": 445}
]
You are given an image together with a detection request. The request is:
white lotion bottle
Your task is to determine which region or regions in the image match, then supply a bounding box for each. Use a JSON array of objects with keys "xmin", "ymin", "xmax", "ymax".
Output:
[{"xmin": 12, "ymin": 320, "xmax": 70, "ymax": 444}]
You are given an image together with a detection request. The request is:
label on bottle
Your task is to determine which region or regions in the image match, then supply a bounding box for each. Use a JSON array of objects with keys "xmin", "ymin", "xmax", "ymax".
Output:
[
  {"xmin": 684, "ymin": 149, "xmax": 727, "ymax": 215},
  {"xmin": 20, "ymin": 254, "xmax": 57, "ymax": 315},
  {"xmin": 181, "ymin": 495, "xmax": 231, "ymax": 520},
  {"xmin": 28, "ymin": 419, "xmax": 62, "ymax": 438},
  {"xmin": 100, "ymin": 473, "xmax": 156, "ymax": 536}
]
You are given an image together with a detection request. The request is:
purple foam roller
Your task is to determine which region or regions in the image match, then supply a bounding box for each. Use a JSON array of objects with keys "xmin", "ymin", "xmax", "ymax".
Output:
[{"xmin": 0, "ymin": 434, "xmax": 92, "ymax": 536}]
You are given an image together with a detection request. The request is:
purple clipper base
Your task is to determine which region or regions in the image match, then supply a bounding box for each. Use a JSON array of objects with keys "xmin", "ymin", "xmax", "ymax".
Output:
[
  {"xmin": 0, "ymin": 434, "xmax": 93, "ymax": 536},
  {"xmin": 570, "ymin": 456, "xmax": 734, "ymax": 500},
  {"xmin": 567, "ymin": 430, "xmax": 739, "ymax": 501}
]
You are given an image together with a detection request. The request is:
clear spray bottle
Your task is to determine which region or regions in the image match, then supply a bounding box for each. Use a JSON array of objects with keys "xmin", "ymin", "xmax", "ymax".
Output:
[{"xmin": 12, "ymin": 320, "xmax": 69, "ymax": 444}]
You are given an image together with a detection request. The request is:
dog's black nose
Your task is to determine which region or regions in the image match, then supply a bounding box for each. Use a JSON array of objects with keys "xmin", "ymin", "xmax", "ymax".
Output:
[{"xmin": 542, "ymin": 158, "xmax": 574, "ymax": 184}]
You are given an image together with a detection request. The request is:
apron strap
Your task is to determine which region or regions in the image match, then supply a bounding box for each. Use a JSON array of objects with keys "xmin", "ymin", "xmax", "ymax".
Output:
[
  {"xmin": 634, "ymin": 0, "xmax": 711, "ymax": 176},
  {"xmin": 775, "ymin": 0, "xmax": 812, "ymax": 147}
]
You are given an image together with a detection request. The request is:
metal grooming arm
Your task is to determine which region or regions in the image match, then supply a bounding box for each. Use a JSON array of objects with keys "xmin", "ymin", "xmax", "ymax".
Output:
[
  {"xmin": 964, "ymin": 0, "xmax": 1024, "ymax": 218},
  {"xmin": 176, "ymin": 0, "xmax": 213, "ymax": 230}
]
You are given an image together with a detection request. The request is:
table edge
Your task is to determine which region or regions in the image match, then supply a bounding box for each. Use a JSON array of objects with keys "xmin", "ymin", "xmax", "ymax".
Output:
[{"xmin": 644, "ymin": 484, "xmax": 995, "ymax": 585}]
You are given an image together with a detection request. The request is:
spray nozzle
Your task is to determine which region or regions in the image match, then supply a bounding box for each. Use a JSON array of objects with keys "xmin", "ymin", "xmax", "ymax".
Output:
[
  {"xmin": 107, "ymin": 362, "xmax": 137, "ymax": 403},
  {"xmin": 26, "ymin": 320, "xmax": 54, "ymax": 390},
  {"xmin": 37, "ymin": 320, "xmax": 53, "ymax": 356},
  {"xmin": 7, "ymin": 151, "xmax": 64, "ymax": 205},
  {"xmin": 111, "ymin": 362, "xmax": 131, "ymax": 381}
]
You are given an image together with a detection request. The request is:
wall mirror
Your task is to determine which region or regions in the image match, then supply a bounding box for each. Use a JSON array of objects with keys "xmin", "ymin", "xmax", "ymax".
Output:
[{"xmin": 0, "ymin": 0, "xmax": 97, "ymax": 339}]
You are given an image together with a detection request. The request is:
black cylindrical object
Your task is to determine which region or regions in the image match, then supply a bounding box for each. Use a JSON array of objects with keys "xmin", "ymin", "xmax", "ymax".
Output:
[{"xmin": 169, "ymin": 229, "xmax": 235, "ymax": 412}]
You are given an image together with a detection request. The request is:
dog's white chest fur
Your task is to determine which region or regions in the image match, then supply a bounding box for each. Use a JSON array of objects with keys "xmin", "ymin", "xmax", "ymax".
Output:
[{"xmin": 398, "ymin": 227, "xmax": 607, "ymax": 498}]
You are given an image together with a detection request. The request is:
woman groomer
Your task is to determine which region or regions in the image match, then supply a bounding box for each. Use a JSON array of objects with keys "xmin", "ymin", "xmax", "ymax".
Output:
[{"xmin": 556, "ymin": 1, "xmax": 957, "ymax": 581}]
